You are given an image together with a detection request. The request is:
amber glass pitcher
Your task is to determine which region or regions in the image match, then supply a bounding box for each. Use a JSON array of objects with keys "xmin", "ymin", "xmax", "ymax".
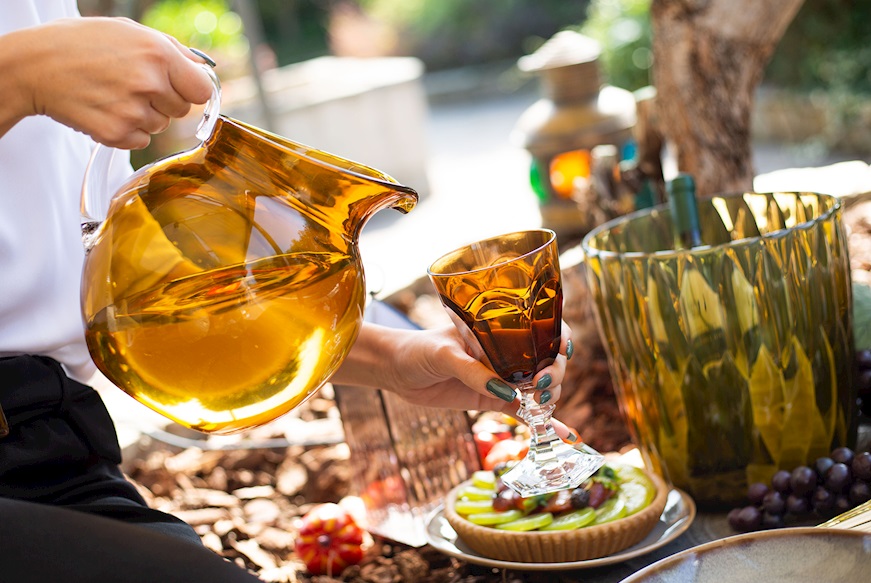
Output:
[{"xmin": 80, "ymin": 66, "xmax": 418, "ymax": 434}]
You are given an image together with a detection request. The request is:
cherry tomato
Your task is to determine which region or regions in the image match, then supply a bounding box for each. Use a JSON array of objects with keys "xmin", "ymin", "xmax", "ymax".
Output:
[{"xmin": 483, "ymin": 439, "xmax": 529, "ymax": 471}]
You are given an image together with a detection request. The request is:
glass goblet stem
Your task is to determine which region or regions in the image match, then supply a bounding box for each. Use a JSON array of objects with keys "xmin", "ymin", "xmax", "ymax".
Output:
[
  {"xmin": 517, "ymin": 386, "xmax": 563, "ymax": 464},
  {"xmin": 500, "ymin": 384, "xmax": 604, "ymax": 497}
]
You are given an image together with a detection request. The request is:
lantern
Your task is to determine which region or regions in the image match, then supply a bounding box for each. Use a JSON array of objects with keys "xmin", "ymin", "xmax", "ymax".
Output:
[{"xmin": 513, "ymin": 31, "xmax": 637, "ymax": 244}]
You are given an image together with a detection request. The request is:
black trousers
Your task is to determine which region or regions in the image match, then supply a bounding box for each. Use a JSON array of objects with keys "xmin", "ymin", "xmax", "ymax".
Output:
[{"xmin": 0, "ymin": 355, "xmax": 262, "ymax": 582}]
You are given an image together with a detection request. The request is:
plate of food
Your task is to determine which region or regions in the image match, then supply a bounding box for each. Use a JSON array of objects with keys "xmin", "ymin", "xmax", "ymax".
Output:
[{"xmin": 425, "ymin": 463, "xmax": 695, "ymax": 571}]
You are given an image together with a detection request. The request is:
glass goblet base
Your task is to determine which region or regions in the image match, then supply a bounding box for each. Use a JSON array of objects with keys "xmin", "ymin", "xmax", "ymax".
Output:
[{"xmin": 500, "ymin": 389, "xmax": 605, "ymax": 497}]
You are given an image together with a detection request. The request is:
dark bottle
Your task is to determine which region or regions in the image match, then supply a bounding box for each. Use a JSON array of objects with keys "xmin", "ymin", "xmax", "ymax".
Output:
[{"xmin": 667, "ymin": 173, "xmax": 702, "ymax": 249}]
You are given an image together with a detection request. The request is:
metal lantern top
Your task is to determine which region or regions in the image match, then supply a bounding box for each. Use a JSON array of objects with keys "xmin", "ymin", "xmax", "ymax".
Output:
[{"xmin": 513, "ymin": 31, "xmax": 636, "ymax": 159}]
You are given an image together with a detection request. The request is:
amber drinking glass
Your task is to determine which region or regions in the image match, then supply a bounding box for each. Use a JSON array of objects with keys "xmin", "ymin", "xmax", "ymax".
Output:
[
  {"xmin": 428, "ymin": 229, "xmax": 604, "ymax": 496},
  {"xmin": 582, "ymin": 192, "xmax": 856, "ymax": 508}
]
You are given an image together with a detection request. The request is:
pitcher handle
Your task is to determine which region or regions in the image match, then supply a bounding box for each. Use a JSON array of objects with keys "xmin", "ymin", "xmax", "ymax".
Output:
[{"xmin": 80, "ymin": 62, "xmax": 222, "ymax": 248}]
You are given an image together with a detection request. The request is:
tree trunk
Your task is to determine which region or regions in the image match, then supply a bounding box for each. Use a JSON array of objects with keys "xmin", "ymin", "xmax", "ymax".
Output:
[{"xmin": 650, "ymin": 0, "xmax": 805, "ymax": 196}]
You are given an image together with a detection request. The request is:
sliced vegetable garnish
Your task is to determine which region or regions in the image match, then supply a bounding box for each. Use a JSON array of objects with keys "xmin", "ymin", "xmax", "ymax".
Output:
[
  {"xmin": 539, "ymin": 507, "xmax": 596, "ymax": 531},
  {"xmin": 495, "ymin": 512, "xmax": 554, "ymax": 531}
]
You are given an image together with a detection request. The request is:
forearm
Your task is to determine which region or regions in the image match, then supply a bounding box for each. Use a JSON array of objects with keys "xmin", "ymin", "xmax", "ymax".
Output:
[
  {"xmin": 330, "ymin": 322, "xmax": 400, "ymax": 389},
  {"xmin": 0, "ymin": 27, "xmax": 41, "ymax": 138}
]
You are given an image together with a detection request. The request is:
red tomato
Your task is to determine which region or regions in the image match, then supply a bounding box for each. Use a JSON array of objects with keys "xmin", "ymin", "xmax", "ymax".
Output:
[
  {"xmin": 483, "ymin": 439, "xmax": 529, "ymax": 471},
  {"xmin": 295, "ymin": 503, "xmax": 365, "ymax": 576},
  {"xmin": 473, "ymin": 419, "xmax": 513, "ymax": 460},
  {"xmin": 361, "ymin": 475, "xmax": 406, "ymax": 508},
  {"xmin": 587, "ymin": 481, "xmax": 614, "ymax": 509},
  {"xmin": 541, "ymin": 489, "xmax": 573, "ymax": 514}
]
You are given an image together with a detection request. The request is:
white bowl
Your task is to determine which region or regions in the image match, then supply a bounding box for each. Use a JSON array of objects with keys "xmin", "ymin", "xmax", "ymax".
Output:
[{"xmin": 621, "ymin": 527, "xmax": 871, "ymax": 583}]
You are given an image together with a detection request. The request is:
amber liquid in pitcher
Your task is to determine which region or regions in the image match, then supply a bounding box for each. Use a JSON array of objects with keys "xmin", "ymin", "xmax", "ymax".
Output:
[{"xmin": 86, "ymin": 250, "xmax": 362, "ymax": 433}]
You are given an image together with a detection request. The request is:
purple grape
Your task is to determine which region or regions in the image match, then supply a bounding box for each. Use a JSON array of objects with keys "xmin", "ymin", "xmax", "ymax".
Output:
[
  {"xmin": 861, "ymin": 396, "xmax": 871, "ymax": 417},
  {"xmin": 771, "ymin": 470, "xmax": 792, "ymax": 493},
  {"xmin": 812, "ymin": 487, "xmax": 835, "ymax": 515},
  {"xmin": 834, "ymin": 494, "xmax": 853, "ymax": 514},
  {"xmin": 786, "ymin": 493, "xmax": 811, "ymax": 515},
  {"xmin": 831, "ymin": 447, "xmax": 855, "ymax": 466},
  {"xmin": 734, "ymin": 506, "xmax": 762, "ymax": 531},
  {"xmin": 761, "ymin": 511, "xmax": 785, "ymax": 529},
  {"xmin": 570, "ymin": 487, "xmax": 590, "ymax": 509},
  {"xmin": 856, "ymin": 349, "xmax": 871, "ymax": 369},
  {"xmin": 852, "ymin": 452, "xmax": 871, "ymax": 482},
  {"xmin": 762, "ymin": 490, "xmax": 786, "ymax": 515},
  {"xmin": 747, "ymin": 482, "xmax": 769, "ymax": 505},
  {"xmin": 727, "ymin": 507, "xmax": 744, "ymax": 531},
  {"xmin": 814, "ymin": 457, "xmax": 835, "ymax": 480},
  {"xmin": 826, "ymin": 463, "xmax": 853, "ymax": 494},
  {"xmin": 849, "ymin": 481, "xmax": 871, "ymax": 506},
  {"xmin": 790, "ymin": 466, "xmax": 817, "ymax": 496}
]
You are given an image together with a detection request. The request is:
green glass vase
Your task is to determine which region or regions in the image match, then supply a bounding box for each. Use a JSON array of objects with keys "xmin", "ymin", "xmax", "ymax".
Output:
[{"xmin": 582, "ymin": 192, "xmax": 856, "ymax": 508}]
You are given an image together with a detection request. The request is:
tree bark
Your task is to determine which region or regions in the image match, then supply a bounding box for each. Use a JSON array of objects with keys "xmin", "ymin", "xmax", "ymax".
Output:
[{"xmin": 650, "ymin": 0, "xmax": 805, "ymax": 196}]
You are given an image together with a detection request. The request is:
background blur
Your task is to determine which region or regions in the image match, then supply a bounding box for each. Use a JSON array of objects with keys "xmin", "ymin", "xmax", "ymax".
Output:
[
  {"xmin": 79, "ymin": 0, "xmax": 871, "ymax": 158},
  {"xmin": 78, "ymin": 0, "xmax": 871, "ymax": 295}
]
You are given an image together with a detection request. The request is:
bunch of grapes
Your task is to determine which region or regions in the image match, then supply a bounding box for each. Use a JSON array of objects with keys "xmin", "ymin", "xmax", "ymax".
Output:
[
  {"xmin": 729, "ymin": 447, "xmax": 871, "ymax": 532},
  {"xmin": 857, "ymin": 349, "xmax": 871, "ymax": 417}
]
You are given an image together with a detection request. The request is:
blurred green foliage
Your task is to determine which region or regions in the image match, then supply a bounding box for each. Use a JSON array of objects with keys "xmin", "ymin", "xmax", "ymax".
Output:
[
  {"xmin": 138, "ymin": 0, "xmax": 870, "ymax": 100},
  {"xmin": 254, "ymin": 0, "xmax": 334, "ymax": 65},
  {"xmin": 141, "ymin": 0, "xmax": 247, "ymax": 57},
  {"xmin": 359, "ymin": 0, "xmax": 588, "ymax": 71},
  {"xmin": 767, "ymin": 0, "xmax": 871, "ymax": 95},
  {"xmin": 577, "ymin": 0, "xmax": 871, "ymax": 98},
  {"xmin": 578, "ymin": 0, "xmax": 652, "ymax": 91}
]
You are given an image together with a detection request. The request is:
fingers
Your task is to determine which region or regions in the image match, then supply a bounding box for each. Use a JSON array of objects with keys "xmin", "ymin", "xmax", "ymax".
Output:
[
  {"xmin": 149, "ymin": 90, "xmax": 194, "ymax": 120},
  {"xmin": 560, "ymin": 321, "xmax": 574, "ymax": 360},
  {"xmin": 167, "ymin": 55, "xmax": 213, "ymax": 105},
  {"xmin": 455, "ymin": 323, "xmax": 574, "ymax": 409},
  {"xmin": 163, "ymin": 34, "xmax": 214, "ymax": 66},
  {"xmin": 119, "ymin": 128, "xmax": 152, "ymax": 151},
  {"xmin": 551, "ymin": 418, "xmax": 582, "ymax": 444},
  {"xmin": 23, "ymin": 17, "xmax": 215, "ymax": 149},
  {"xmin": 188, "ymin": 47, "xmax": 217, "ymax": 68},
  {"xmin": 143, "ymin": 107, "xmax": 172, "ymax": 135},
  {"xmin": 528, "ymin": 323, "xmax": 572, "ymax": 406}
]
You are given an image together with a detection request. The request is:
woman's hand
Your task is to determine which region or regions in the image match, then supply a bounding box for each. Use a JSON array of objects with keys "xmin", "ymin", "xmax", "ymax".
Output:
[
  {"xmin": 332, "ymin": 321, "xmax": 575, "ymax": 428},
  {"xmin": 1, "ymin": 17, "xmax": 213, "ymax": 149}
]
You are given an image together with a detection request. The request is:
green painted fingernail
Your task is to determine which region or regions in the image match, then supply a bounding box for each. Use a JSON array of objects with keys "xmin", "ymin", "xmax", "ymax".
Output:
[
  {"xmin": 539, "ymin": 390, "xmax": 552, "ymax": 404},
  {"xmin": 486, "ymin": 379, "xmax": 516, "ymax": 403},
  {"xmin": 536, "ymin": 374, "xmax": 552, "ymax": 390},
  {"xmin": 566, "ymin": 339, "xmax": 574, "ymax": 360},
  {"xmin": 190, "ymin": 47, "xmax": 217, "ymax": 67}
]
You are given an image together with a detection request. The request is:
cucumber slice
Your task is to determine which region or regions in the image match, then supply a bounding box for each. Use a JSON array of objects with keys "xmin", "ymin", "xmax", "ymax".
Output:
[
  {"xmin": 539, "ymin": 507, "xmax": 596, "ymax": 531},
  {"xmin": 619, "ymin": 480, "xmax": 655, "ymax": 516},
  {"xmin": 593, "ymin": 497, "xmax": 627, "ymax": 524},
  {"xmin": 614, "ymin": 464, "xmax": 656, "ymax": 516},
  {"xmin": 471, "ymin": 470, "xmax": 497, "ymax": 490},
  {"xmin": 495, "ymin": 512, "xmax": 554, "ymax": 531},
  {"xmin": 454, "ymin": 499, "xmax": 495, "ymax": 515},
  {"xmin": 460, "ymin": 485, "xmax": 496, "ymax": 501},
  {"xmin": 467, "ymin": 509, "xmax": 524, "ymax": 525}
]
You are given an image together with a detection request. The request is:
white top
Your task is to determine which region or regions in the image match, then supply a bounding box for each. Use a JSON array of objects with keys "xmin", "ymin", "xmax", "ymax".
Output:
[{"xmin": 0, "ymin": 1, "xmax": 130, "ymax": 381}]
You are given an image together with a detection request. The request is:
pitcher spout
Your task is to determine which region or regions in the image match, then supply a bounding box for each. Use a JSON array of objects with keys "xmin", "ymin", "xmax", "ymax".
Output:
[
  {"xmin": 219, "ymin": 117, "xmax": 419, "ymax": 240},
  {"xmin": 347, "ymin": 180, "xmax": 419, "ymax": 238}
]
